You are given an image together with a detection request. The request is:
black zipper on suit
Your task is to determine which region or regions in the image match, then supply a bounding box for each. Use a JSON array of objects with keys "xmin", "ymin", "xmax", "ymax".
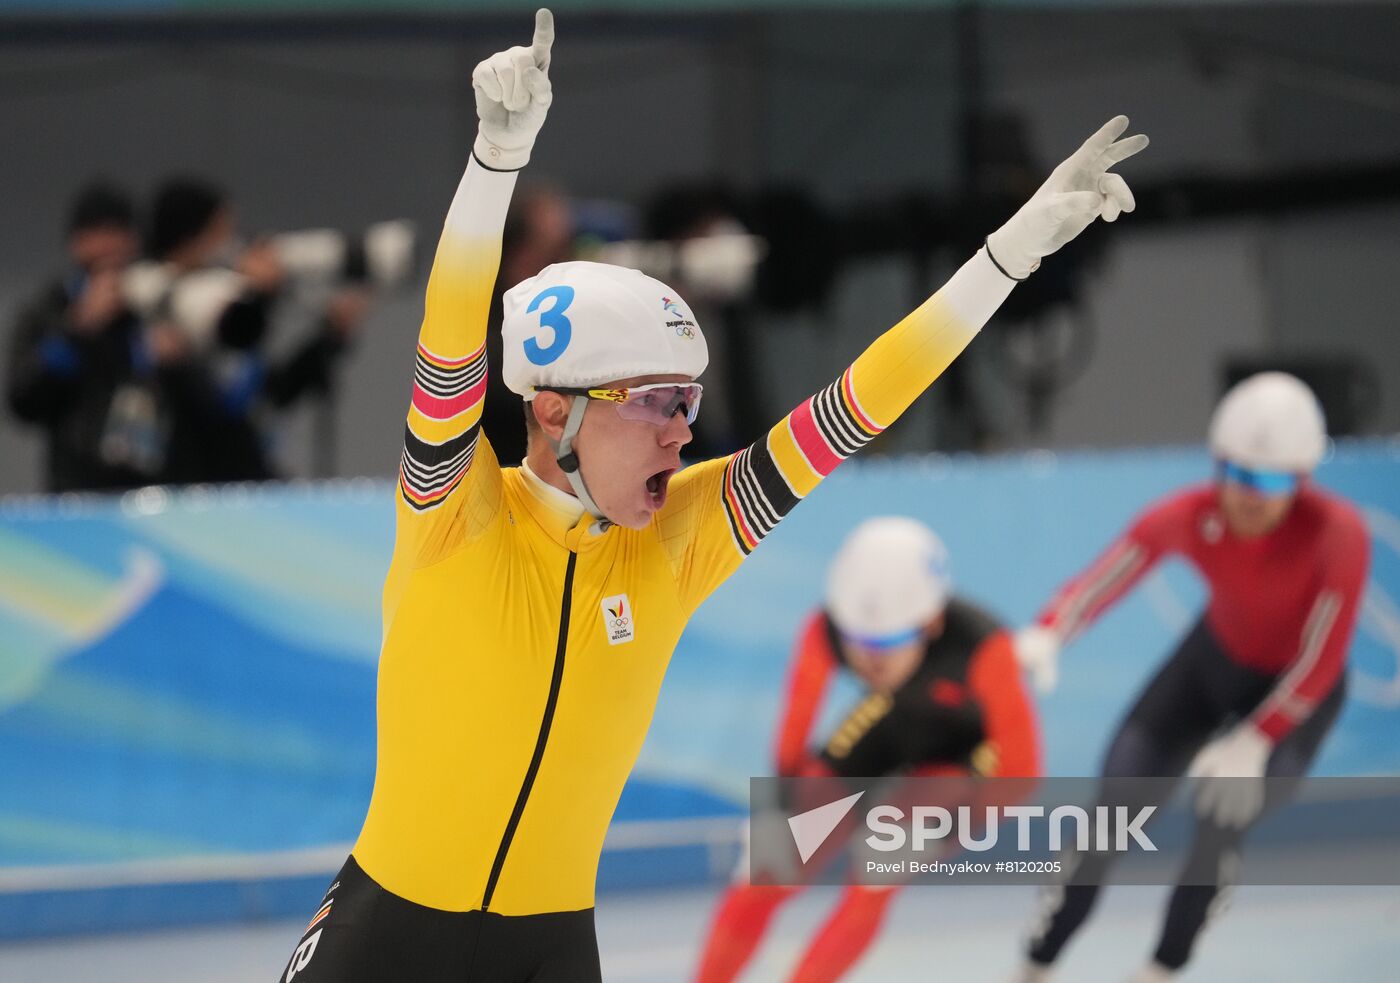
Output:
[{"xmin": 482, "ymin": 549, "xmax": 578, "ymax": 911}]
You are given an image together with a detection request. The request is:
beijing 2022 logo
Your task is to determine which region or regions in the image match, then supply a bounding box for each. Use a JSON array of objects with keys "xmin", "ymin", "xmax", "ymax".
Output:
[{"xmin": 661, "ymin": 297, "xmax": 697, "ymax": 339}]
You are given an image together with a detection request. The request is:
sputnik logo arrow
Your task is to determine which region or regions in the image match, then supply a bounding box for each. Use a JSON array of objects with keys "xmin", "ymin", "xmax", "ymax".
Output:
[{"xmin": 787, "ymin": 791, "xmax": 865, "ymax": 864}]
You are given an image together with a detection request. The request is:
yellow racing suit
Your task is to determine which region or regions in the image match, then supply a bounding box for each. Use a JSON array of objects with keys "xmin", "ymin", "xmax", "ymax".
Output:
[{"xmin": 351, "ymin": 155, "xmax": 1010, "ymax": 917}]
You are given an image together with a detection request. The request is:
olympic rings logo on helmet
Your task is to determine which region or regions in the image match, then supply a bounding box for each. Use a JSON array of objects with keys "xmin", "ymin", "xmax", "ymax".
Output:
[{"xmin": 675, "ymin": 324, "xmax": 695, "ymax": 339}]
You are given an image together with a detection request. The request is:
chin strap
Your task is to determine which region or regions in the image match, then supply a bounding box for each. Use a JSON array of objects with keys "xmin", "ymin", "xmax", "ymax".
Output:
[{"xmin": 551, "ymin": 396, "xmax": 613, "ymax": 533}]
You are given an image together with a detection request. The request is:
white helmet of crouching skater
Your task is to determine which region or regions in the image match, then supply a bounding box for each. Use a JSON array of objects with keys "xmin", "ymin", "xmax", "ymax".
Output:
[
  {"xmin": 826, "ymin": 516, "xmax": 952, "ymax": 647},
  {"xmin": 1208, "ymin": 371, "xmax": 1327, "ymax": 475}
]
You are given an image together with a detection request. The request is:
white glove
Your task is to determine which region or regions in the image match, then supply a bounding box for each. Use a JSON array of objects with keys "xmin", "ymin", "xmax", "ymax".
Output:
[
  {"xmin": 1189, "ymin": 724, "xmax": 1273, "ymax": 829},
  {"xmin": 472, "ymin": 8, "xmax": 555, "ymax": 170},
  {"xmin": 1014, "ymin": 625, "xmax": 1062, "ymax": 694},
  {"xmin": 985, "ymin": 116, "xmax": 1149, "ymax": 280}
]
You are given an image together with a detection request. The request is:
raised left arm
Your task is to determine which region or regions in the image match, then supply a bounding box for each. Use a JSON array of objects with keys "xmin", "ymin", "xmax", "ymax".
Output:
[{"xmin": 661, "ymin": 118, "xmax": 1149, "ymax": 613}]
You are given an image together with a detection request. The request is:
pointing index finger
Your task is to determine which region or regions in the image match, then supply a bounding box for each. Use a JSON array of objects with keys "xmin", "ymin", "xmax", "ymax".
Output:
[{"xmin": 532, "ymin": 8, "xmax": 555, "ymax": 71}]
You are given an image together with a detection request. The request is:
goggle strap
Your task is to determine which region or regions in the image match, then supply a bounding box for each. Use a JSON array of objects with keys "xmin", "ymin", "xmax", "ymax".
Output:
[{"xmin": 556, "ymin": 395, "xmax": 613, "ymax": 531}]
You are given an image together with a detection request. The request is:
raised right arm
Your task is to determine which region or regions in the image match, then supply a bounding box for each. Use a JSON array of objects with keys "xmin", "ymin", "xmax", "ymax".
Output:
[
  {"xmin": 394, "ymin": 159, "xmax": 515, "ymax": 544},
  {"xmin": 392, "ymin": 9, "xmax": 554, "ymax": 568}
]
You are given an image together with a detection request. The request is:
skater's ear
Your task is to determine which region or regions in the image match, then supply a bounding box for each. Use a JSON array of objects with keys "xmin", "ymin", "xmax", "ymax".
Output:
[{"xmin": 526, "ymin": 392, "xmax": 569, "ymax": 445}]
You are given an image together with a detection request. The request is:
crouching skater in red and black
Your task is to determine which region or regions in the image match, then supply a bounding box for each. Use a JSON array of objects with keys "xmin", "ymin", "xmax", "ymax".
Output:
[{"xmin": 693, "ymin": 517, "xmax": 1041, "ymax": 983}]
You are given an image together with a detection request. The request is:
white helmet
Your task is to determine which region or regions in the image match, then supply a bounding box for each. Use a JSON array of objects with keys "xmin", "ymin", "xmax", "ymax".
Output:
[
  {"xmin": 1208, "ymin": 372, "xmax": 1327, "ymax": 473},
  {"xmin": 502, "ymin": 261, "xmax": 708, "ymax": 399},
  {"xmin": 500, "ymin": 261, "xmax": 708, "ymax": 528},
  {"xmin": 826, "ymin": 517, "xmax": 952, "ymax": 645}
]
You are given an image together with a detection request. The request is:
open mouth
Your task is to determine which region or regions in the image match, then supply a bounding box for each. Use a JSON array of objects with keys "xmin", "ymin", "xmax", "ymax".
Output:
[{"xmin": 645, "ymin": 469, "xmax": 674, "ymax": 509}]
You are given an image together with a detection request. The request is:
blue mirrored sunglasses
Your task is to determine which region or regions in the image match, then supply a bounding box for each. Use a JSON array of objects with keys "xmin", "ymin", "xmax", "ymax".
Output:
[
  {"xmin": 839, "ymin": 626, "xmax": 923, "ymax": 652},
  {"xmin": 1219, "ymin": 460, "xmax": 1298, "ymax": 495}
]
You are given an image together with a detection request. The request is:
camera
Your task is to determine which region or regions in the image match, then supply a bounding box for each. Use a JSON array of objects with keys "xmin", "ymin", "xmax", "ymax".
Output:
[
  {"xmin": 268, "ymin": 219, "xmax": 417, "ymax": 289},
  {"xmin": 121, "ymin": 220, "xmax": 417, "ymax": 348}
]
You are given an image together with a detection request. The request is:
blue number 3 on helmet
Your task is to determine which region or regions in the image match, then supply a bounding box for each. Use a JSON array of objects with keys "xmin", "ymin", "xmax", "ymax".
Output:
[{"xmin": 523, "ymin": 285, "xmax": 575, "ymax": 366}]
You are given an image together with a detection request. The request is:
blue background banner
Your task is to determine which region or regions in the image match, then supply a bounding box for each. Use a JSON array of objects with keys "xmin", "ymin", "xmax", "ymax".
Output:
[{"xmin": 1, "ymin": 442, "xmax": 1397, "ymax": 935}]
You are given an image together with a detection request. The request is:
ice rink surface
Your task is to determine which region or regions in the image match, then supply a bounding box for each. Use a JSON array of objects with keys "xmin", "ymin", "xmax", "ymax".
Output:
[{"xmin": 2, "ymin": 882, "xmax": 1397, "ymax": 982}]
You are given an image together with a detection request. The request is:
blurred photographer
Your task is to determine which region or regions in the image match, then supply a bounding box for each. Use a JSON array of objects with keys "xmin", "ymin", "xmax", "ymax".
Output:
[
  {"xmin": 134, "ymin": 176, "xmax": 373, "ymax": 483},
  {"xmin": 5, "ymin": 182, "xmax": 194, "ymax": 492}
]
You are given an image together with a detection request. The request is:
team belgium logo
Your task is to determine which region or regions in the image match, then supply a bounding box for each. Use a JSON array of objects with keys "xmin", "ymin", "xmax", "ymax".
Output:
[
  {"xmin": 601, "ymin": 593, "xmax": 636, "ymax": 645},
  {"xmin": 661, "ymin": 296, "xmax": 697, "ymax": 339}
]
